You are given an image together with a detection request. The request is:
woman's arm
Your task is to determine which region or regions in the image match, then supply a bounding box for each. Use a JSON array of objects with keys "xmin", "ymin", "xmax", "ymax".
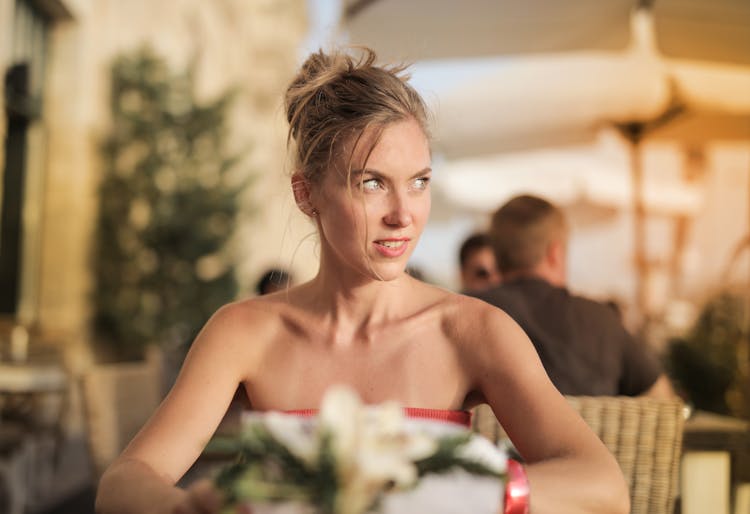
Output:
[
  {"xmin": 96, "ymin": 459, "xmax": 221, "ymax": 514},
  {"xmin": 460, "ymin": 299, "xmax": 629, "ymax": 514},
  {"xmin": 96, "ymin": 302, "xmax": 264, "ymax": 514}
]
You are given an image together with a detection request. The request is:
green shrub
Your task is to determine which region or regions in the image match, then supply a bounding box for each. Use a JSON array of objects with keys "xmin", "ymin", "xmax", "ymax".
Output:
[{"xmin": 92, "ymin": 47, "xmax": 247, "ymax": 361}]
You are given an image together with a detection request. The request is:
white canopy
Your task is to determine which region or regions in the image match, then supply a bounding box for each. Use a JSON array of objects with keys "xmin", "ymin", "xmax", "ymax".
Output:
[
  {"xmin": 423, "ymin": 11, "xmax": 750, "ymax": 159},
  {"xmin": 434, "ymin": 136, "xmax": 703, "ymax": 217},
  {"xmin": 342, "ymin": 0, "xmax": 750, "ymax": 65}
]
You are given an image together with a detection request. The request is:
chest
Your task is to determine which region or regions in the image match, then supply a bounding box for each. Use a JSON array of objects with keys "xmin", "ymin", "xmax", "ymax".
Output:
[{"xmin": 245, "ymin": 328, "xmax": 469, "ymax": 411}]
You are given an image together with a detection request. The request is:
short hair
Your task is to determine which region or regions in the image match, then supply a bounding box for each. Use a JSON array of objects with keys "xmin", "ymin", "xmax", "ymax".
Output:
[
  {"xmin": 459, "ymin": 233, "xmax": 493, "ymax": 267},
  {"xmin": 489, "ymin": 195, "xmax": 567, "ymax": 273},
  {"xmin": 255, "ymin": 268, "xmax": 292, "ymax": 295}
]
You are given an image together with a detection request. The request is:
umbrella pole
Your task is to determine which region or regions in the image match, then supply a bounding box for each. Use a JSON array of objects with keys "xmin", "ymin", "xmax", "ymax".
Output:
[{"xmin": 620, "ymin": 123, "xmax": 648, "ymax": 329}]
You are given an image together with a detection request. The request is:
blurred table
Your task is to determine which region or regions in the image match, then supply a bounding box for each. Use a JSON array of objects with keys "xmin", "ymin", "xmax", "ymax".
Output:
[
  {"xmin": 0, "ymin": 361, "xmax": 67, "ymax": 427},
  {"xmin": 681, "ymin": 410, "xmax": 750, "ymax": 514},
  {"xmin": 0, "ymin": 363, "xmax": 67, "ymax": 393},
  {"xmin": 0, "ymin": 360, "xmax": 69, "ymax": 514}
]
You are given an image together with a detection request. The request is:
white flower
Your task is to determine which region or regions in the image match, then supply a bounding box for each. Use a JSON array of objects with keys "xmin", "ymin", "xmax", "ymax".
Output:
[
  {"xmin": 262, "ymin": 412, "xmax": 319, "ymax": 465},
  {"xmin": 221, "ymin": 387, "xmax": 505, "ymax": 514},
  {"xmin": 356, "ymin": 404, "xmax": 437, "ymax": 487},
  {"xmin": 456, "ymin": 435, "xmax": 508, "ymax": 475},
  {"xmin": 318, "ymin": 386, "xmax": 440, "ymax": 514},
  {"xmin": 319, "ymin": 386, "xmax": 362, "ymax": 473}
]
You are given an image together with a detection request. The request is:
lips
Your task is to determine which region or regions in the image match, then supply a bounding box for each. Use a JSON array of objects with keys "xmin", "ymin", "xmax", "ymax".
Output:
[{"xmin": 373, "ymin": 238, "xmax": 410, "ymax": 258}]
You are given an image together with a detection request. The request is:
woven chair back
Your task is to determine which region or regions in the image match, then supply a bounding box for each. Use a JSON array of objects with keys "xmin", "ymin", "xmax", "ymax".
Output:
[{"xmin": 472, "ymin": 396, "xmax": 685, "ymax": 514}]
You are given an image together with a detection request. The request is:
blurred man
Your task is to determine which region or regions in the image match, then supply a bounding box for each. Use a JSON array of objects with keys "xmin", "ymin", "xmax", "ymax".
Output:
[
  {"xmin": 458, "ymin": 233, "xmax": 501, "ymax": 292},
  {"xmin": 473, "ymin": 194, "xmax": 674, "ymax": 398}
]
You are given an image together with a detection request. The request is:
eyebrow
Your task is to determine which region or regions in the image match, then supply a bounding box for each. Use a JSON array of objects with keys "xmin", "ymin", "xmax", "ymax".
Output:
[{"xmin": 350, "ymin": 167, "xmax": 433, "ymax": 180}]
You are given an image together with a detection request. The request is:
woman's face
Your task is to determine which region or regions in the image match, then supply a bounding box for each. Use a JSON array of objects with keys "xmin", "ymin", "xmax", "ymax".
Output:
[{"xmin": 312, "ymin": 118, "xmax": 432, "ymax": 282}]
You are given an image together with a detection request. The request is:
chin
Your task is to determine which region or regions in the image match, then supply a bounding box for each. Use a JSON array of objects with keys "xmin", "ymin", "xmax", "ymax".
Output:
[
  {"xmin": 368, "ymin": 262, "xmax": 408, "ymax": 282},
  {"xmin": 376, "ymin": 272, "xmax": 405, "ymax": 282}
]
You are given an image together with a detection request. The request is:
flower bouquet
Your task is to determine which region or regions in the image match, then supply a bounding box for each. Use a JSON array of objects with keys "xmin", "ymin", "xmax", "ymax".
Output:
[{"xmin": 208, "ymin": 386, "xmax": 508, "ymax": 514}]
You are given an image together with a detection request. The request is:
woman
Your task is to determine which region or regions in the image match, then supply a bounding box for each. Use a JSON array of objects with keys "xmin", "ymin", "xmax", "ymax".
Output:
[{"xmin": 96, "ymin": 48, "xmax": 629, "ymax": 514}]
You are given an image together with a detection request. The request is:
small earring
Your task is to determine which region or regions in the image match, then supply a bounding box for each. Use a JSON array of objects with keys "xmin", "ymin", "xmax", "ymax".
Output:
[{"xmin": 311, "ymin": 208, "xmax": 318, "ymax": 216}]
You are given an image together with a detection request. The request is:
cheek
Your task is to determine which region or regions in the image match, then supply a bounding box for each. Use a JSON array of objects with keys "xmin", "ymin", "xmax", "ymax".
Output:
[
  {"xmin": 323, "ymin": 195, "xmax": 368, "ymax": 238},
  {"xmin": 415, "ymin": 195, "xmax": 431, "ymax": 225}
]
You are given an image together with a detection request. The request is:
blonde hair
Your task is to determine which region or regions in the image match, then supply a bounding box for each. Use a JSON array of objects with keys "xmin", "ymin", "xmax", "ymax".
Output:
[{"xmin": 284, "ymin": 47, "xmax": 430, "ymax": 185}]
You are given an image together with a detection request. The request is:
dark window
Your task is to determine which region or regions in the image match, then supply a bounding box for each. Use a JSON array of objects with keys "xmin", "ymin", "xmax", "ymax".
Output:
[
  {"xmin": 0, "ymin": 65, "xmax": 32, "ymax": 313},
  {"xmin": 0, "ymin": 0, "xmax": 48, "ymax": 315}
]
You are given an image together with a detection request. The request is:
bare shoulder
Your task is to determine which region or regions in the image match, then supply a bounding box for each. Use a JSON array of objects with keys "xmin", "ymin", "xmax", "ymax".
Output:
[
  {"xmin": 438, "ymin": 292, "xmax": 523, "ymax": 346},
  {"xmin": 401, "ymin": 279, "xmax": 513, "ymax": 329},
  {"xmin": 185, "ymin": 295, "xmax": 293, "ymax": 369},
  {"xmin": 199, "ymin": 297, "xmax": 277, "ymax": 342},
  {"xmin": 432, "ymin": 292, "xmax": 539, "ymax": 386},
  {"xmin": 393, "ymin": 280, "xmax": 525, "ymax": 351}
]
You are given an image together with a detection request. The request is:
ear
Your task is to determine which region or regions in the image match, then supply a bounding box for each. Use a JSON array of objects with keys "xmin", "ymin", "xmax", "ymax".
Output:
[
  {"xmin": 292, "ymin": 173, "xmax": 316, "ymax": 217},
  {"xmin": 547, "ymin": 238, "xmax": 567, "ymax": 283},
  {"xmin": 547, "ymin": 238, "xmax": 565, "ymax": 268},
  {"xmin": 545, "ymin": 239, "xmax": 563, "ymax": 264}
]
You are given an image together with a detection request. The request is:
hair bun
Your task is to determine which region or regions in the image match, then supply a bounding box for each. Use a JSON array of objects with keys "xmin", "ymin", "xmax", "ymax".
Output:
[
  {"xmin": 284, "ymin": 47, "xmax": 429, "ymax": 185},
  {"xmin": 285, "ymin": 48, "xmax": 376, "ymax": 135}
]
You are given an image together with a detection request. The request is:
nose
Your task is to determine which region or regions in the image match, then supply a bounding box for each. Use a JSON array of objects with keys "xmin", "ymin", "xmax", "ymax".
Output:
[{"xmin": 383, "ymin": 190, "xmax": 413, "ymax": 228}]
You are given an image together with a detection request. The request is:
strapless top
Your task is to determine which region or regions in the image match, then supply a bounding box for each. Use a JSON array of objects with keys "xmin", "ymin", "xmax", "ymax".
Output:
[{"xmin": 282, "ymin": 408, "xmax": 472, "ymax": 428}]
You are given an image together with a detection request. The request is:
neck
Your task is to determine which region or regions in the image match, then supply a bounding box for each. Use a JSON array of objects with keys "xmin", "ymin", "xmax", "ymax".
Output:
[
  {"xmin": 301, "ymin": 264, "xmax": 411, "ymax": 345},
  {"xmin": 502, "ymin": 265, "xmax": 565, "ymax": 288}
]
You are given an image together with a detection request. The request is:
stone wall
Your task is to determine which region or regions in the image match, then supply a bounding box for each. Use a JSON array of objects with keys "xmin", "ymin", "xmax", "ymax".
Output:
[{"xmin": 4, "ymin": 0, "xmax": 310, "ymax": 355}]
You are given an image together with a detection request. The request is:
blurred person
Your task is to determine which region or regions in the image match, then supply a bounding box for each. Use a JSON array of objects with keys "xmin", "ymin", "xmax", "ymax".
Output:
[
  {"xmin": 96, "ymin": 49, "xmax": 628, "ymax": 514},
  {"xmin": 255, "ymin": 268, "xmax": 293, "ymax": 295},
  {"xmin": 472, "ymin": 194, "xmax": 674, "ymax": 399},
  {"xmin": 458, "ymin": 232, "xmax": 500, "ymax": 292}
]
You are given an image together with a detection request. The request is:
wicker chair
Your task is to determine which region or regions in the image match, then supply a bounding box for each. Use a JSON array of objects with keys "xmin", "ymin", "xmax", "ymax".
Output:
[{"xmin": 472, "ymin": 396, "xmax": 685, "ymax": 514}]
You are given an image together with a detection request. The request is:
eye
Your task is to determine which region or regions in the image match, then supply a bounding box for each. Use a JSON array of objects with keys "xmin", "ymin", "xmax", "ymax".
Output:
[
  {"xmin": 473, "ymin": 268, "xmax": 491, "ymax": 279},
  {"xmin": 361, "ymin": 178, "xmax": 383, "ymax": 192},
  {"xmin": 412, "ymin": 176, "xmax": 431, "ymax": 191}
]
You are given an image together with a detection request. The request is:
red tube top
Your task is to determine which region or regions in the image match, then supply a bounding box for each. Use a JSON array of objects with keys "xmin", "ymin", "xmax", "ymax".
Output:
[{"xmin": 282, "ymin": 408, "xmax": 472, "ymax": 428}]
